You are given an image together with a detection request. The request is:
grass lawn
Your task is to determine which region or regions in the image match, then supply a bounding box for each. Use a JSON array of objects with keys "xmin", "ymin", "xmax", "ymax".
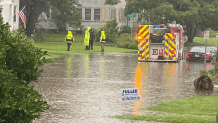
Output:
[
  {"xmin": 34, "ymin": 42, "xmax": 137, "ymax": 59},
  {"xmin": 114, "ymin": 96, "xmax": 218, "ymax": 123},
  {"xmin": 34, "ymin": 33, "xmax": 137, "ymax": 59},
  {"xmin": 185, "ymin": 37, "xmax": 218, "ymax": 47},
  {"xmin": 114, "ymin": 115, "xmax": 215, "ymax": 123}
]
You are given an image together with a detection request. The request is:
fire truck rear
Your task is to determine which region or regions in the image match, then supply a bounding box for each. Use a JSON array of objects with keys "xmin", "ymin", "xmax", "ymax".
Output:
[{"xmin": 137, "ymin": 23, "xmax": 185, "ymax": 62}]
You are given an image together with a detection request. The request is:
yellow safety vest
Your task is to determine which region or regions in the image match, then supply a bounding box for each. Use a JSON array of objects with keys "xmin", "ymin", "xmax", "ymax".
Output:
[
  {"xmin": 84, "ymin": 26, "xmax": 91, "ymax": 46},
  {"xmin": 66, "ymin": 31, "xmax": 74, "ymax": 43}
]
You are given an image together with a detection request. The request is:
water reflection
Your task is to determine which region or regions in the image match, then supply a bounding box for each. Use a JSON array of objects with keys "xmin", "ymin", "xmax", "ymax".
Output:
[
  {"xmin": 65, "ymin": 56, "xmax": 73, "ymax": 78},
  {"xmin": 32, "ymin": 53, "xmax": 218, "ymax": 123},
  {"xmin": 186, "ymin": 61, "xmax": 211, "ymax": 72},
  {"xmin": 163, "ymin": 63, "xmax": 176, "ymax": 99},
  {"xmin": 84, "ymin": 54, "xmax": 89, "ymax": 78},
  {"xmin": 206, "ymin": 62, "xmax": 210, "ymax": 71},
  {"xmin": 134, "ymin": 65, "xmax": 142, "ymax": 116},
  {"xmin": 194, "ymin": 89, "xmax": 213, "ymax": 96},
  {"xmin": 99, "ymin": 54, "xmax": 105, "ymax": 78}
]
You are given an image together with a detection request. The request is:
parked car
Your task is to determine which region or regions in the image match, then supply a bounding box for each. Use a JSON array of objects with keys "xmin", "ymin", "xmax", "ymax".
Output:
[{"xmin": 186, "ymin": 46, "xmax": 217, "ymax": 62}]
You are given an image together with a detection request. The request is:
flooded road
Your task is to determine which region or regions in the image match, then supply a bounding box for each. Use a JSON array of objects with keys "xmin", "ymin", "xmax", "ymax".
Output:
[{"xmin": 32, "ymin": 51, "xmax": 218, "ymax": 123}]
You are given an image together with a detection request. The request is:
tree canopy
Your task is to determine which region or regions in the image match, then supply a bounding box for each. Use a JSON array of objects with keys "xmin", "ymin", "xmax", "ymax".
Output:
[
  {"xmin": 105, "ymin": 0, "xmax": 120, "ymax": 5},
  {"xmin": 124, "ymin": 0, "xmax": 218, "ymax": 43},
  {"xmin": 20, "ymin": 0, "xmax": 81, "ymax": 36}
]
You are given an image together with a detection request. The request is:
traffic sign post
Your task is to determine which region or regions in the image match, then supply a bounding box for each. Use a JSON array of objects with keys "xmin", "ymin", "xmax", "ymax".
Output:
[
  {"xmin": 204, "ymin": 30, "xmax": 209, "ymax": 71},
  {"xmin": 127, "ymin": 14, "xmax": 136, "ymax": 40}
]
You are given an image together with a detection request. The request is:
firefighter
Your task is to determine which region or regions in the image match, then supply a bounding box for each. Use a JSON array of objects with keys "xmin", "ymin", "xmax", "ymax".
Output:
[
  {"xmin": 89, "ymin": 29, "xmax": 95, "ymax": 50},
  {"xmin": 65, "ymin": 31, "xmax": 74, "ymax": 51},
  {"xmin": 100, "ymin": 31, "xmax": 106, "ymax": 52},
  {"xmin": 84, "ymin": 26, "xmax": 91, "ymax": 50}
]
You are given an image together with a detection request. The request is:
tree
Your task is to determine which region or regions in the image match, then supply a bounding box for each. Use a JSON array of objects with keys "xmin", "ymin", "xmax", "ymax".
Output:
[
  {"xmin": 0, "ymin": 9, "xmax": 51, "ymax": 122},
  {"xmin": 124, "ymin": 0, "xmax": 218, "ymax": 43},
  {"xmin": 20, "ymin": 0, "xmax": 81, "ymax": 36},
  {"xmin": 95, "ymin": 19, "xmax": 118, "ymax": 42},
  {"xmin": 105, "ymin": 0, "xmax": 120, "ymax": 5},
  {"xmin": 48, "ymin": 0, "xmax": 82, "ymax": 31}
]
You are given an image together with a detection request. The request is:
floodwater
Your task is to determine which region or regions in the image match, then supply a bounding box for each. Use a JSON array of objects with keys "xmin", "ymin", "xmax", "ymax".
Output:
[{"xmin": 32, "ymin": 50, "xmax": 218, "ymax": 123}]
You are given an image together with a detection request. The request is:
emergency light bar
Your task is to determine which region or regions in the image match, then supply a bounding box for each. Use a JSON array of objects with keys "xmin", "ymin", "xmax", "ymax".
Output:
[{"xmin": 153, "ymin": 25, "xmax": 165, "ymax": 28}]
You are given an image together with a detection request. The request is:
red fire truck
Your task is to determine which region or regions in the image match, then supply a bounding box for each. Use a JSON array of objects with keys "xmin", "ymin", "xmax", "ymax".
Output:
[{"xmin": 136, "ymin": 23, "xmax": 185, "ymax": 62}]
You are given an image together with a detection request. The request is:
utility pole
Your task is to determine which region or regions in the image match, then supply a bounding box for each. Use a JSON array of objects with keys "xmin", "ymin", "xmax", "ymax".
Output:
[
  {"xmin": 204, "ymin": 39, "xmax": 207, "ymax": 71},
  {"xmin": 216, "ymin": 41, "xmax": 218, "ymax": 62},
  {"xmin": 131, "ymin": 18, "xmax": 133, "ymax": 40},
  {"xmin": 204, "ymin": 30, "xmax": 209, "ymax": 71}
]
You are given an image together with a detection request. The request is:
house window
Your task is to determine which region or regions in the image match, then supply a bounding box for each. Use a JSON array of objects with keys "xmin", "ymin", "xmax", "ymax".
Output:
[
  {"xmin": 13, "ymin": 6, "xmax": 16, "ymax": 22},
  {"xmin": 111, "ymin": 8, "xmax": 116, "ymax": 20},
  {"xmin": 94, "ymin": 9, "xmax": 100, "ymax": 21},
  {"xmin": 85, "ymin": 8, "xmax": 91, "ymax": 21},
  {"xmin": 119, "ymin": 9, "xmax": 124, "ymax": 21}
]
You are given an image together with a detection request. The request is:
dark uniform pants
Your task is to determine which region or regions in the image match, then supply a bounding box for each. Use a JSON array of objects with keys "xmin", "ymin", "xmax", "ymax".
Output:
[
  {"xmin": 89, "ymin": 39, "xmax": 94, "ymax": 50},
  {"xmin": 67, "ymin": 43, "xmax": 71, "ymax": 51}
]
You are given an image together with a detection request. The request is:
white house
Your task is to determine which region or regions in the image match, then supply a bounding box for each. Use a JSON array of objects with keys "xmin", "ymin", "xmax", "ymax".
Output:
[
  {"xmin": 76, "ymin": 0, "xmax": 127, "ymax": 30},
  {"xmin": 37, "ymin": 0, "xmax": 139, "ymax": 31},
  {"xmin": 0, "ymin": 0, "xmax": 20, "ymax": 31},
  {"xmin": 71, "ymin": 0, "xmax": 139, "ymax": 31}
]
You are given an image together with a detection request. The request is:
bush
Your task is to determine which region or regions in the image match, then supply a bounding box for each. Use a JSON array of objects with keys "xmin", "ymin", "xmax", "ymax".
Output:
[
  {"xmin": 117, "ymin": 42, "xmax": 128, "ymax": 48},
  {"xmin": 122, "ymin": 26, "xmax": 131, "ymax": 33},
  {"xmin": 196, "ymin": 28, "xmax": 218, "ymax": 38},
  {"xmin": 0, "ymin": 70, "xmax": 49, "ymax": 122},
  {"xmin": 200, "ymin": 61, "xmax": 218, "ymax": 84},
  {"xmin": 116, "ymin": 33, "xmax": 137, "ymax": 49},
  {"xmin": 141, "ymin": 21, "xmax": 151, "ymax": 25},
  {"xmin": 207, "ymin": 28, "xmax": 217, "ymax": 37},
  {"xmin": 0, "ymin": 16, "xmax": 51, "ymax": 122},
  {"xmin": 95, "ymin": 19, "xmax": 118, "ymax": 43},
  {"xmin": 5, "ymin": 29, "xmax": 50, "ymax": 84},
  {"xmin": 128, "ymin": 42, "xmax": 138, "ymax": 49}
]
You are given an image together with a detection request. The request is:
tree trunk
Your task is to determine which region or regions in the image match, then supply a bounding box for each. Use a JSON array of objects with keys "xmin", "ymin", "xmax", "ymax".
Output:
[
  {"xmin": 26, "ymin": 5, "xmax": 35, "ymax": 37},
  {"xmin": 186, "ymin": 24, "xmax": 197, "ymax": 43},
  {"xmin": 187, "ymin": 34, "xmax": 194, "ymax": 43},
  {"xmin": 26, "ymin": 0, "xmax": 42, "ymax": 37}
]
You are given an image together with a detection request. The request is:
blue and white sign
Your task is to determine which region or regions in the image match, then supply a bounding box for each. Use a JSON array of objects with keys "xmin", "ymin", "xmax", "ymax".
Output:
[{"xmin": 121, "ymin": 88, "xmax": 140, "ymax": 102}]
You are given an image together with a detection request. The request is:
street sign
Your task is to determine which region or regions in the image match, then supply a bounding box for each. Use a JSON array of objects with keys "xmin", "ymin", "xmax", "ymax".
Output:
[
  {"xmin": 127, "ymin": 14, "xmax": 136, "ymax": 19},
  {"xmin": 204, "ymin": 30, "xmax": 210, "ymax": 39},
  {"xmin": 127, "ymin": 14, "xmax": 136, "ymax": 40}
]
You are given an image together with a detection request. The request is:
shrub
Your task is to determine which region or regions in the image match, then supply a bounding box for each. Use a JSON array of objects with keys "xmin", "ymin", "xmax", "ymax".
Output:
[
  {"xmin": 207, "ymin": 28, "xmax": 217, "ymax": 37},
  {"xmin": 122, "ymin": 26, "xmax": 131, "ymax": 33},
  {"xmin": 95, "ymin": 19, "xmax": 118, "ymax": 42},
  {"xmin": 200, "ymin": 61, "xmax": 218, "ymax": 84},
  {"xmin": 116, "ymin": 33, "xmax": 137, "ymax": 49},
  {"xmin": 0, "ymin": 14, "xmax": 51, "ymax": 122},
  {"xmin": 118, "ymin": 42, "xmax": 130, "ymax": 48},
  {"xmin": 5, "ymin": 28, "xmax": 50, "ymax": 85},
  {"xmin": 128, "ymin": 42, "xmax": 138, "ymax": 49},
  {"xmin": 0, "ymin": 70, "xmax": 49, "ymax": 122}
]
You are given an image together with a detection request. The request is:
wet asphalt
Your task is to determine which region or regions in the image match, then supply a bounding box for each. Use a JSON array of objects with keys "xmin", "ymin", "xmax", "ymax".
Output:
[{"xmin": 32, "ymin": 49, "xmax": 218, "ymax": 123}]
